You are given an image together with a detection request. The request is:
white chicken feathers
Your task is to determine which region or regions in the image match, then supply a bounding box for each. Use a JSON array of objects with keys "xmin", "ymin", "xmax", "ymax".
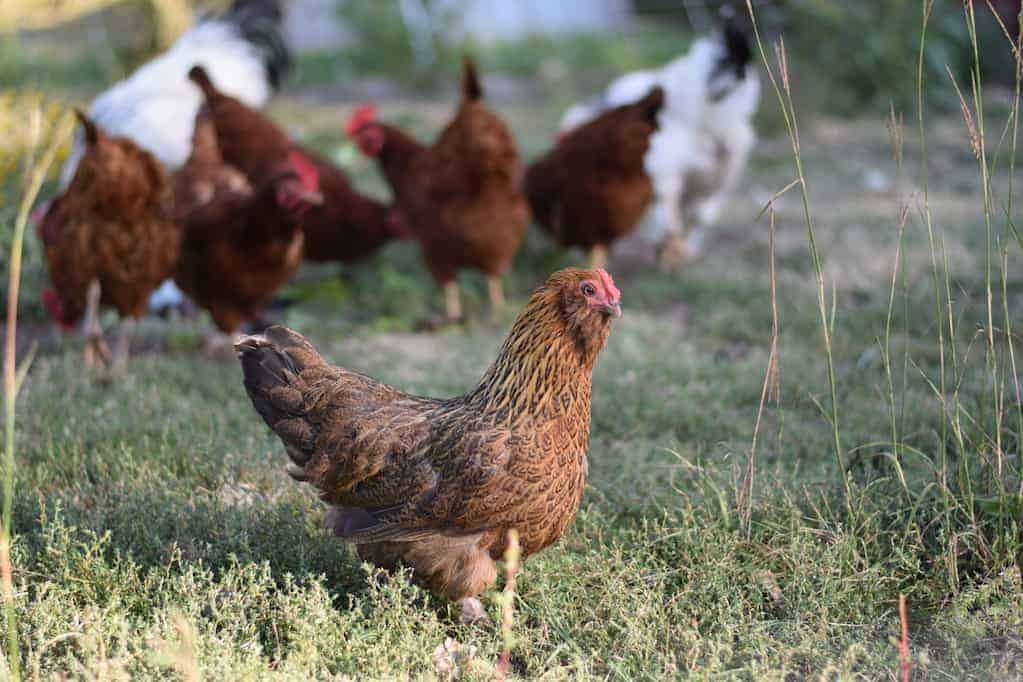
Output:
[
  {"xmin": 559, "ymin": 28, "xmax": 759, "ymax": 260},
  {"xmin": 59, "ymin": 19, "xmax": 275, "ymax": 187}
]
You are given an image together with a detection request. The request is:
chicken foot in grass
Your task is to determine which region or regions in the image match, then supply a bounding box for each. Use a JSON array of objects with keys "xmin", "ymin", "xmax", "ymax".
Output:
[
  {"xmin": 81, "ymin": 279, "xmax": 111, "ymax": 371},
  {"xmin": 236, "ymin": 268, "xmax": 621, "ymax": 621}
]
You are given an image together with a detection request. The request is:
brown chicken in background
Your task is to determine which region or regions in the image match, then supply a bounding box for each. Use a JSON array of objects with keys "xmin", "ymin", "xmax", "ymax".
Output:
[
  {"xmin": 38, "ymin": 111, "xmax": 181, "ymax": 373},
  {"xmin": 172, "ymin": 105, "xmax": 252, "ymax": 218},
  {"xmin": 346, "ymin": 57, "xmax": 529, "ymax": 325},
  {"xmin": 174, "ymin": 147, "xmax": 323, "ymax": 349},
  {"xmin": 235, "ymin": 267, "xmax": 622, "ymax": 623},
  {"xmin": 189, "ymin": 65, "xmax": 405, "ymax": 265},
  {"xmin": 525, "ymin": 86, "xmax": 664, "ymax": 268}
]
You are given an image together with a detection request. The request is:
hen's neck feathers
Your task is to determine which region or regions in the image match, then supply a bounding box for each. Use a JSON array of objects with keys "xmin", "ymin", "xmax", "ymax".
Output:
[
  {"xmin": 376, "ymin": 124, "xmax": 427, "ymax": 187},
  {"xmin": 465, "ymin": 286, "xmax": 610, "ymax": 421}
]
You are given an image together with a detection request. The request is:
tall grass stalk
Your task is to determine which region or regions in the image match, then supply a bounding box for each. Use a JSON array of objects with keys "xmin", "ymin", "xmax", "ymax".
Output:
[
  {"xmin": 2, "ymin": 107, "xmax": 72, "ymax": 681},
  {"xmin": 745, "ymin": 1, "xmax": 853, "ymax": 519},
  {"xmin": 740, "ymin": 184, "xmax": 792, "ymax": 538}
]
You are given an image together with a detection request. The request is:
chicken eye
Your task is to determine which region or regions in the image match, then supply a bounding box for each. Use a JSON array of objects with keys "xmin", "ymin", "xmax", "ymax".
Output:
[{"xmin": 581, "ymin": 282, "xmax": 596, "ymax": 297}]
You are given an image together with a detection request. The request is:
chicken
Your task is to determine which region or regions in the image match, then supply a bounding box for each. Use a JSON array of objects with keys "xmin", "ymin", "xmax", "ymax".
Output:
[
  {"xmin": 46, "ymin": 0, "xmax": 290, "ymax": 313},
  {"xmin": 173, "ymin": 145, "xmax": 322, "ymax": 347},
  {"xmin": 526, "ymin": 87, "xmax": 664, "ymax": 269},
  {"xmin": 39, "ymin": 111, "xmax": 182, "ymax": 373},
  {"xmin": 235, "ymin": 267, "xmax": 621, "ymax": 623},
  {"xmin": 346, "ymin": 57, "xmax": 529, "ymax": 324},
  {"xmin": 559, "ymin": 12, "xmax": 759, "ymax": 266},
  {"xmin": 172, "ymin": 105, "xmax": 252, "ymax": 218},
  {"xmin": 188, "ymin": 66, "xmax": 406, "ymax": 265}
]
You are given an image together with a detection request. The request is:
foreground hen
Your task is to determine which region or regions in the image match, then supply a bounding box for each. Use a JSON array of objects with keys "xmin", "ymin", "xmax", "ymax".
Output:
[{"xmin": 235, "ymin": 268, "xmax": 621, "ymax": 622}]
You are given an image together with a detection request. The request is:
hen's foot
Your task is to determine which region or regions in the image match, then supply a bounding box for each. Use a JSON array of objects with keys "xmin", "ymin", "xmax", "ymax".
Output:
[
  {"xmin": 588, "ymin": 245, "xmax": 609, "ymax": 270},
  {"xmin": 82, "ymin": 334, "xmax": 112, "ymax": 372},
  {"xmin": 109, "ymin": 318, "xmax": 136, "ymax": 376},
  {"xmin": 458, "ymin": 597, "xmax": 489, "ymax": 626},
  {"xmin": 82, "ymin": 278, "xmax": 110, "ymax": 371}
]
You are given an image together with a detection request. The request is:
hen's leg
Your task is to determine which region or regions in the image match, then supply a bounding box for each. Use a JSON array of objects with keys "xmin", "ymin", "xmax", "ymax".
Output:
[
  {"xmin": 589, "ymin": 244, "xmax": 608, "ymax": 270},
  {"xmin": 443, "ymin": 281, "xmax": 462, "ymax": 323},
  {"xmin": 486, "ymin": 276, "xmax": 504, "ymax": 317},
  {"xmin": 110, "ymin": 317, "xmax": 136, "ymax": 375},
  {"xmin": 82, "ymin": 279, "xmax": 111, "ymax": 370},
  {"xmin": 656, "ymin": 173, "xmax": 690, "ymax": 270}
]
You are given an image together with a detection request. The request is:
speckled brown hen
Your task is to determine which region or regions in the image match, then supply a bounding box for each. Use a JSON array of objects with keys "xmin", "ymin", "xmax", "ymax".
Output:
[
  {"xmin": 39, "ymin": 110, "xmax": 181, "ymax": 373},
  {"xmin": 235, "ymin": 267, "xmax": 622, "ymax": 622},
  {"xmin": 525, "ymin": 86, "xmax": 664, "ymax": 269}
]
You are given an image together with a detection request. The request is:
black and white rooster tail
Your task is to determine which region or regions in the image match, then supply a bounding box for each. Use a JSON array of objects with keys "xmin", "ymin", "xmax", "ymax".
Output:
[
  {"xmin": 222, "ymin": 0, "xmax": 292, "ymax": 90},
  {"xmin": 720, "ymin": 10, "xmax": 753, "ymax": 80}
]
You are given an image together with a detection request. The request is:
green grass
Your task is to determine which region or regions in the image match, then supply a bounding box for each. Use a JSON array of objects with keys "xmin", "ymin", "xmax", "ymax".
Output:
[{"xmin": 3, "ymin": 14, "xmax": 1023, "ymax": 679}]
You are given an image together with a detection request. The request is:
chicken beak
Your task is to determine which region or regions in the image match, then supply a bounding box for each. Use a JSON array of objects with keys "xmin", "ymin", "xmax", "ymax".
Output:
[
  {"xmin": 303, "ymin": 190, "xmax": 325, "ymax": 206},
  {"xmin": 601, "ymin": 302, "xmax": 622, "ymax": 318}
]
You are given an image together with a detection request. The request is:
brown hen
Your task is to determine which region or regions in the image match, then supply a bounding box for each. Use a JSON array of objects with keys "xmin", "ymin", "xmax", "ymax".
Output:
[
  {"xmin": 235, "ymin": 267, "xmax": 622, "ymax": 622},
  {"xmin": 39, "ymin": 110, "xmax": 181, "ymax": 373},
  {"xmin": 525, "ymin": 86, "xmax": 664, "ymax": 268},
  {"xmin": 174, "ymin": 147, "xmax": 322, "ymax": 345},
  {"xmin": 188, "ymin": 65, "xmax": 404, "ymax": 265},
  {"xmin": 346, "ymin": 57, "xmax": 529, "ymax": 324},
  {"xmin": 172, "ymin": 105, "xmax": 252, "ymax": 219}
]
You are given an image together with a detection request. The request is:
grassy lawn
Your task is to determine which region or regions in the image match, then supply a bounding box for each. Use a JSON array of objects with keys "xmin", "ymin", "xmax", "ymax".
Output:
[{"xmin": 2, "ymin": 39, "xmax": 1023, "ymax": 680}]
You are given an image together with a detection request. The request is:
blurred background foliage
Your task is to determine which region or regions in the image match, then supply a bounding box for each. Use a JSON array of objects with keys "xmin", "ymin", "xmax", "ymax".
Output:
[{"xmin": 3, "ymin": 1, "xmax": 1019, "ymax": 116}]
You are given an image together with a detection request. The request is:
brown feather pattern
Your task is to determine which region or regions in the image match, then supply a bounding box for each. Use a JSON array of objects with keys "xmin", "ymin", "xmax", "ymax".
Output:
[{"xmin": 236, "ymin": 268, "xmax": 620, "ymax": 602}]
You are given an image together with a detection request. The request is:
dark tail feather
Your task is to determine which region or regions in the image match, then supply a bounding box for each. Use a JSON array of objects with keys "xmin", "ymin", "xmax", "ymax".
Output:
[
  {"xmin": 637, "ymin": 86, "xmax": 665, "ymax": 125},
  {"xmin": 223, "ymin": 0, "xmax": 292, "ymax": 90},
  {"xmin": 188, "ymin": 65, "xmax": 218, "ymax": 99},
  {"xmin": 235, "ymin": 326, "xmax": 322, "ymax": 468},
  {"xmin": 721, "ymin": 12, "xmax": 753, "ymax": 79},
  {"xmin": 461, "ymin": 55, "xmax": 483, "ymax": 101}
]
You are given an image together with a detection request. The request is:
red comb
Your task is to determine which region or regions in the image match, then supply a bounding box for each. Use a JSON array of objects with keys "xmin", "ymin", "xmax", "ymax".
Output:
[
  {"xmin": 596, "ymin": 269, "xmax": 620, "ymax": 302},
  {"xmin": 288, "ymin": 150, "xmax": 319, "ymax": 191},
  {"xmin": 346, "ymin": 104, "xmax": 377, "ymax": 137},
  {"xmin": 41, "ymin": 288, "xmax": 73, "ymax": 332}
]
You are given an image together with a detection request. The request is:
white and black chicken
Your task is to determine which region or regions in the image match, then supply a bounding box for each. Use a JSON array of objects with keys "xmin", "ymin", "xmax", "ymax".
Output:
[
  {"xmin": 559, "ymin": 12, "xmax": 759, "ymax": 266},
  {"xmin": 45, "ymin": 0, "xmax": 291, "ymax": 313}
]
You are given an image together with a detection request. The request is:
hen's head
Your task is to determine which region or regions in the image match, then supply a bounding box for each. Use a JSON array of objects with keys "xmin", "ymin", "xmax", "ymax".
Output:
[
  {"xmin": 536, "ymin": 267, "xmax": 621, "ymax": 363},
  {"xmin": 274, "ymin": 150, "xmax": 324, "ymax": 215},
  {"xmin": 346, "ymin": 104, "xmax": 385, "ymax": 157}
]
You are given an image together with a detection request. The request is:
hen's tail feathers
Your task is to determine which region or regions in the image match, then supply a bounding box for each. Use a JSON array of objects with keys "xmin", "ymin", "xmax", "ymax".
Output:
[
  {"xmin": 461, "ymin": 55, "xmax": 484, "ymax": 101},
  {"xmin": 235, "ymin": 326, "xmax": 324, "ymax": 473},
  {"xmin": 637, "ymin": 86, "xmax": 665, "ymax": 125},
  {"xmin": 73, "ymin": 108, "xmax": 99, "ymax": 146},
  {"xmin": 222, "ymin": 0, "xmax": 292, "ymax": 90},
  {"xmin": 188, "ymin": 65, "xmax": 218, "ymax": 100}
]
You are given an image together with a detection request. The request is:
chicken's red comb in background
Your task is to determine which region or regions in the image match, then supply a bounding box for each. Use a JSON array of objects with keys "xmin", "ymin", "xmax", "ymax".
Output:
[
  {"xmin": 596, "ymin": 269, "xmax": 621, "ymax": 302},
  {"xmin": 346, "ymin": 103, "xmax": 377, "ymax": 137},
  {"xmin": 288, "ymin": 150, "xmax": 320, "ymax": 191},
  {"xmin": 41, "ymin": 288, "xmax": 73, "ymax": 332}
]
